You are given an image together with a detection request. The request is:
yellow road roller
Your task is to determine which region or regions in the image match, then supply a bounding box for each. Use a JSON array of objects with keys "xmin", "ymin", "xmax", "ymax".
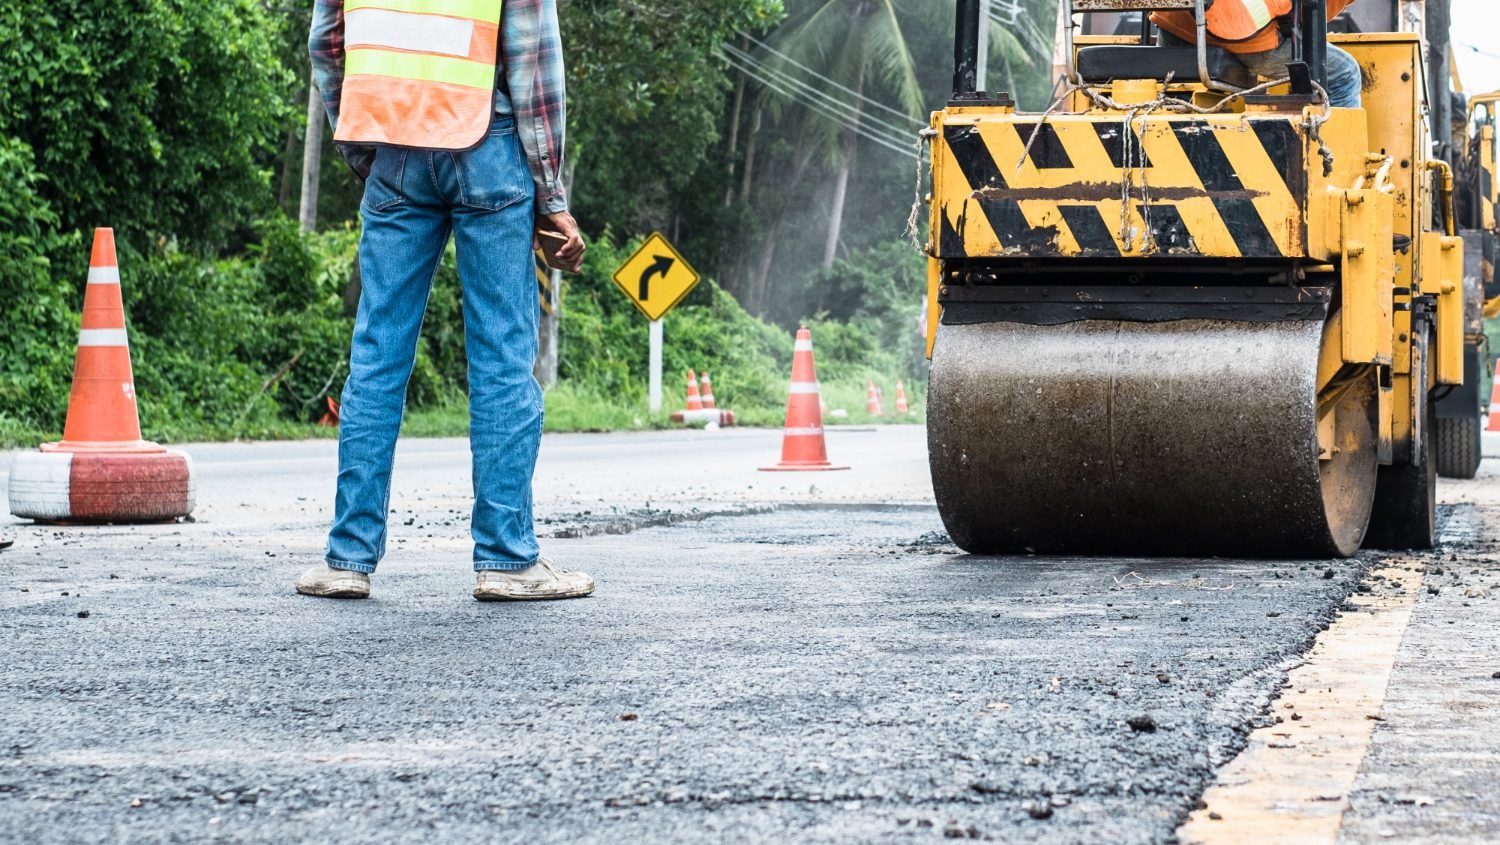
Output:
[
  {"xmin": 924, "ymin": 0, "xmax": 1465, "ymax": 557},
  {"xmin": 1435, "ymin": 86, "xmax": 1500, "ymax": 478}
]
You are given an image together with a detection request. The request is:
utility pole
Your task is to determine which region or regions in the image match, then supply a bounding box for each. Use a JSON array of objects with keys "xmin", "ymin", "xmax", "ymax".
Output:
[
  {"xmin": 299, "ymin": 80, "xmax": 323, "ymax": 233},
  {"xmin": 976, "ymin": 0, "xmax": 991, "ymax": 92}
]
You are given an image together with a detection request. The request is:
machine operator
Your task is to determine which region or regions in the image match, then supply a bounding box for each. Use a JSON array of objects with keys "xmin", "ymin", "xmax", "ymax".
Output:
[{"xmin": 1151, "ymin": 0, "xmax": 1364, "ymax": 108}]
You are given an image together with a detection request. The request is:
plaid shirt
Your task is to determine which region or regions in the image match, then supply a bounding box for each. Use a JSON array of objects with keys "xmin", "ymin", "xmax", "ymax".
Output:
[{"xmin": 309, "ymin": 0, "xmax": 569, "ymax": 213}]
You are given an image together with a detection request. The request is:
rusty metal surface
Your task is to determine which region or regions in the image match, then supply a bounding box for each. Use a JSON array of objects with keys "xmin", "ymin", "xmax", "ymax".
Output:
[
  {"xmin": 1461, "ymin": 231, "xmax": 1484, "ymax": 335},
  {"xmin": 927, "ymin": 318, "xmax": 1377, "ymax": 558}
]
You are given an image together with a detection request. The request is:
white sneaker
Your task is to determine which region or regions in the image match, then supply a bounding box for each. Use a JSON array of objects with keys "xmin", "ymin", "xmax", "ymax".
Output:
[
  {"xmin": 473, "ymin": 559, "xmax": 595, "ymax": 601},
  {"xmin": 296, "ymin": 564, "xmax": 371, "ymax": 599}
]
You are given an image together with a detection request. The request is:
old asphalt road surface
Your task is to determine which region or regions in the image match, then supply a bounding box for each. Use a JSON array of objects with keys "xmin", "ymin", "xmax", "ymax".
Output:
[{"xmin": 2, "ymin": 427, "xmax": 1497, "ymax": 843}]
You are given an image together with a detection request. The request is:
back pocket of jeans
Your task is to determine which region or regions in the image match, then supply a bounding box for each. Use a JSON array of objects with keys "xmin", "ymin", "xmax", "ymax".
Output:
[
  {"xmin": 453, "ymin": 124, "xmax": 532, "ymax": 211},
  {"xmin": 362, "ymin": 148, "xmax": 408, "ymax": 212}
]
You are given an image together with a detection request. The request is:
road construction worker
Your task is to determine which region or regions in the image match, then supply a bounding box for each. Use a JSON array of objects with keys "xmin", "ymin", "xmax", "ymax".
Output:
[
  {"xmin": 1152, "ymin": 0, "xmax": 1364, "ymax": 108},
  {"xmin": 298, "ymin": 0, "xmax": 595, "ymax": 602}
]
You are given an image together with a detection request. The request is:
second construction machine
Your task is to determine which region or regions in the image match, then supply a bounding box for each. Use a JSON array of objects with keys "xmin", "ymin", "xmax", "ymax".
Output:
[{"xmin": 924, "ymin": 0, "xmax": 1466, "ymax": 558}]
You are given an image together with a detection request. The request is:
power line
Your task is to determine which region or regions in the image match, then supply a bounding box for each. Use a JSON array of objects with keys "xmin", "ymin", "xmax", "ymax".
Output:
[
  {"xmin": 722, "ymin": 51, "xmax": 919, "ymax": 157},
  {"xmin": 724, "ymin": 45, "xmax": 923, "ymax": 147},
  {"xmin": 723, "ymin": 55, "xmax": 918, "ymax": 157},
  {"xmin": 736, "ymin": 31, "xmax": 926, "ymax": 128},
  {"xmin": 723, "ymin": 45, "xmax": 923, "ymax": 143},
  {"xmin": 1457, "ymin": 42, "xmax": 1500, "ymax": 63}
]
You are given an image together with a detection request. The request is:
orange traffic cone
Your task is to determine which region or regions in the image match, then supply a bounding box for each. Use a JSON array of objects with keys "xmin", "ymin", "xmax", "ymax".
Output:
[
  {"xmin": 866, "ymin": 380, "xmax": 883, "ymax": 416},
  {"xmin": 700, "ymin": 371, "xmax": 717, "ymax": 409},
  {"xmin": 6, "ymin": 228, "xmax": 195, "ymax": 523},
  {"xmin": 761, "ymin": 327, "xmax": 848, "ymax": 471},
  {"xmin": 895, "ymin": 380, "xmax": 910, "ymax": 414},
  {"xmin": 685, "ymin": 370, "xmax": 704, "ymax": 411},
  {"xmin": 1488, "ymin": 359, "xmax": 1500, "ymax": 432},
  {"xmin": 318, "ymin": 397, "xmax": 341, "ymax": 427}
]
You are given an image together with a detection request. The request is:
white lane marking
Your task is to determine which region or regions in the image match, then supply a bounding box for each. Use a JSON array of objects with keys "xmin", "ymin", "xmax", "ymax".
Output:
[{"xmin": 1177, "ymin": 560, "xmax": 1423, "ymax": 845}]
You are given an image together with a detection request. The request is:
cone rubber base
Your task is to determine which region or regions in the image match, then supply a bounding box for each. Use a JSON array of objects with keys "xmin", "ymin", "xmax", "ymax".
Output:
[
  {"xmin": 928, "ymin": 318, "xmax": 1377, "ymax": 559},
  {"xmin": 8, "ymin": 448, "xmax": 196, "ymax": 524},
  {"xmin": 759, "ymin": 463, "xmax": 850, "ymax": 472}
]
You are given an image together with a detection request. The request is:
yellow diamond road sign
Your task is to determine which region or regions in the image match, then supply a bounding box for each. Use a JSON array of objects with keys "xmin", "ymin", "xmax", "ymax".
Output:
[{"xmin": 611, "ymin": 232, "xmax": 700, "ymax": 321}]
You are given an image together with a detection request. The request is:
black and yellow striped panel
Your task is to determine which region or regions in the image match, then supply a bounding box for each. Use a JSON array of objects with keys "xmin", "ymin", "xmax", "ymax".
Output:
[{"xmin": 934, "ymin": 114, "xmax": 1307, "ymax": 259}]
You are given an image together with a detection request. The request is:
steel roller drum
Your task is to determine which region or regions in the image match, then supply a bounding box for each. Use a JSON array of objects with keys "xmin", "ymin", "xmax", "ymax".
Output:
[{"xmin": 928, "ymin": 319, "xmax": 1378, "ymax": 558}]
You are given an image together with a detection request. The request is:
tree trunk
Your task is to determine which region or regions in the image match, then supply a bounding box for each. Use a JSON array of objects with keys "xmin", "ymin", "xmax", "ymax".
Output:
[
  {"xmin": 821, "ymin": 137, "xmax": 855, "ymax": 271},
  {"xmin": 342, "ymin": 259, "xmax": 363, "ymax": 315},
  {"xmin": 533, "ymin": 156, "xmax": 575, "ymax": 387},
  {"xmin": 277, "ymin": 125, "xmax": 299, "ymax": 213},
  {"xmin": 724, "ymin": 37, "xmax": 748, "ymax": 208},
  {"xmin": 533, "ymin": 266, "xmax": 561, "ymax": 388},
  {"xmin": 739, "ymin": 105, "xmax": 763, "ymax": 205},
  {"xmin": 821, "ymin": 62, "xmax": 867, "ymax": 271},
  {"xmin": 750, "ymin": 224, "xmax": 778, "ymax": 316},
  {"xmin": 299, "ymin": 79, "xmax": 324, "ymax": 233}
]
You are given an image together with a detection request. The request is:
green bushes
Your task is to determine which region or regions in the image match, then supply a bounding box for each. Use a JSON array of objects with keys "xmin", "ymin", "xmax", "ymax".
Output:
[
  {"xmin": 0, "ymin": 219, "xmax": 923, "ymax": 447},
  {"xmin": 0, "ymin": 0, "xmax": 307, "ymax": 444},
  {"xmin": 0, "ymin": 138, "xmax": 79, "ymax": 436},
  {"xmin": 1, "ymin": 219, "xmax": 360, "ymax": 444},
  {"xmin": 0, "ymin": 0, "xmax": 291, "ymax": 252},
  {"xmin": 556, "ymin": 232, "xmax": 792, "ymax": 413}
]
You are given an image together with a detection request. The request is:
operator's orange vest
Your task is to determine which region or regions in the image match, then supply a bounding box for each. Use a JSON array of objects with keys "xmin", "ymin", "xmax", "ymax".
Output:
[
  {"xmin": 334, "ymin": 0, "xmax": 504, "ymax": 150},
  {"xmin": 1153, "ymin": 0, "xmax": 1355, "ymax": 55}
]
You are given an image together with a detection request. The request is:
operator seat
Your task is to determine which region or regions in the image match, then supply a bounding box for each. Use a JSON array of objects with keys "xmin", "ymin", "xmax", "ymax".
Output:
[{"xmin": 1076, "ymin": 37, "xmax": 1238, "ymax": 85}]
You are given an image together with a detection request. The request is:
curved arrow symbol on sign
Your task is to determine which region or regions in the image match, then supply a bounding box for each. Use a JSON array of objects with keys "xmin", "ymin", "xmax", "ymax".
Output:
[{"xmin": 638, "ymin": 255, "xmax": 676, "ymax": 300}]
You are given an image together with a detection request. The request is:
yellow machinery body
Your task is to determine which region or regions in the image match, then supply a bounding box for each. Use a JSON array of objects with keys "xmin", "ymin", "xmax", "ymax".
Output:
[
  {"xmin": 924, "ymin": 31, "xmax": 1465, "ymax": 557},
  {"xmin": 1425, "ymin": 88, "xmax": 1500, "ymax": 479}
]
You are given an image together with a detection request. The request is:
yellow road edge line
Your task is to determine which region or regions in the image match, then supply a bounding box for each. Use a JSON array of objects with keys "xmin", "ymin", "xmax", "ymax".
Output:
[{"xmin": 1177, "ymin": 560, "xmax": 1423, "ymax": 845}]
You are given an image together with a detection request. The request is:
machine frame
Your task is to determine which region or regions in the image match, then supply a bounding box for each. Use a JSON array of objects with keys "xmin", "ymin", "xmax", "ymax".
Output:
[{"xmin": 922, "ymin": 0, "xmax": 1465, "ymax": 557}]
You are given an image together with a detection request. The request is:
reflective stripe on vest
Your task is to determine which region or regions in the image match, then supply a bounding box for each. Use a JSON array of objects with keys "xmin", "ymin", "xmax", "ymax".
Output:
[
  {"xmin": 334, "ymin": 0, "xmax": 503, "ymax": 150},
  {"xmin": 1205, "ymin": 0, "xmax": 1291, "ymax": 42}
]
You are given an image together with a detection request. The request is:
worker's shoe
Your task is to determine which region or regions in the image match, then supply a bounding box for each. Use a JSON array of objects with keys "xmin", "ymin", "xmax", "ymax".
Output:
[
  {"xmin": 296, "ymin": 564, "xmax": 371, "ymax": 599},
  {"xmin": 473, "ymin": 559, "xmax": 595, "ymax": 601}
]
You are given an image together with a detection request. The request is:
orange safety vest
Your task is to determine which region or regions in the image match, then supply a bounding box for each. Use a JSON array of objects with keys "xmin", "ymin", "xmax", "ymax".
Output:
[
  {"xmin": 334, "ymin": 0, "xmax": 504, "ymax": 150},
  {"xmin": 1153, "ymin": 0, "xmax": 1355, "ymax": 55}
]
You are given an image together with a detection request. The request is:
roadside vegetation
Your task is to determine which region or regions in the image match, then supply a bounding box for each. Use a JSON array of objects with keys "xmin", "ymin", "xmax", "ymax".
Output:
[{"xmin": 0, "ymin": 0, "xmax": 1051, "ymax": 448}]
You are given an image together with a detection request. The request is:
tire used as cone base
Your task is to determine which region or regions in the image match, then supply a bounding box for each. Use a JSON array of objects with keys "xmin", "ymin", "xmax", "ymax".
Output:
[{"xmin": 7, "ymin": 449, "xmax": 196, "ymax": 524}]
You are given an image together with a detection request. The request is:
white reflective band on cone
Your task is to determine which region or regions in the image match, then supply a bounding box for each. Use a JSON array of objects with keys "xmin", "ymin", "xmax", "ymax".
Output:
[
  {"xmin": 788, "ymin": 383, "xmax": 820, "ymax": 394},
  {"xmin": 78, "ymin": 329, "xmax": 129, "ymax": 347},
  {"xmin": 793, "ymin": 340, "xmax": 814, "ymax": 352},
  {"xmin": 345, "ymin": 8, "xmax": 475, "ymax": 57},
  {"xmin": 783, "ymin": 426, "xmax": 824, "ymax": 436},
  {"xmin": 87, "ymin": 267, "xmax": 120, "ymax": 285}
]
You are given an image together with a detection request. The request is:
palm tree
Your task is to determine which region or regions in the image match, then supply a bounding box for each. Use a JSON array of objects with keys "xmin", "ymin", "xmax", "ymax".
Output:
[
  {"xmin": 763, "ymin": 0, "xmax": 924, "ymax": 271},
  {"xmin": 753, "ymin": 0, "xmax": 1044, "ymax": 273}
]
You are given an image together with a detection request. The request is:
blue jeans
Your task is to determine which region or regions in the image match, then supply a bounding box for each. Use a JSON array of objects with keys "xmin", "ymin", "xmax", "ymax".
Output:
[
  {"xmin": 326, "ymin": 117, "xmax": 542, "ymax": 574},
  {"xmin": 1160, "ymin": 32, "xmax": 1364, "ymax": 109}
]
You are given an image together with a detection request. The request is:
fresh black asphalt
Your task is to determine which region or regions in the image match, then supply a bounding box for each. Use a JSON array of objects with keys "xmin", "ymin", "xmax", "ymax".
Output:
[{"xmin": 0, "ymin": 507, "xmax": 1380, "ymax": 843}]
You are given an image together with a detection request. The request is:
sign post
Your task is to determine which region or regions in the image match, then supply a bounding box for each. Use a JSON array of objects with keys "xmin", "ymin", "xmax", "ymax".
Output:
[
  {"xmin": 611, "ymin": 233, "xmax": 700, "ymax": 414},
  {"xmin": 648, "ymin": 319, "xmax": 664, "ymax": 411}
]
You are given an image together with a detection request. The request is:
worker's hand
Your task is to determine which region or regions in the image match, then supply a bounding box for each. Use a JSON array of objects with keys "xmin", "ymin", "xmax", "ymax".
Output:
[{"xmin": 535, "ymin": 211, "xmax": 585, "ymax": 273}]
